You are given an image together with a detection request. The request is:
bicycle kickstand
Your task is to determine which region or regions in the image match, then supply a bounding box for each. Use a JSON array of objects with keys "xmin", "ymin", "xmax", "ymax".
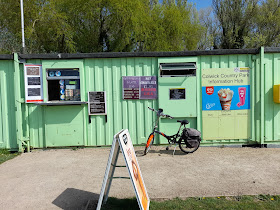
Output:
[{"xmin": 172, "ymin": 144, "xmax": 177, "ymax": 157}]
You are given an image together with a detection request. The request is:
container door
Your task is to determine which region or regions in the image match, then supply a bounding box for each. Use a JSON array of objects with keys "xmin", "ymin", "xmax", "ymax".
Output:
[{"xmin": 157, "ymin": 59, "xmax": 198, "ymax": 140}]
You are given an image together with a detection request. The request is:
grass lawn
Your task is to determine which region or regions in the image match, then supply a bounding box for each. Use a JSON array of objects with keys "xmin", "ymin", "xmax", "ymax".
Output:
[
  {"xmin": 0, "ymin": 149, "xmax": 19, "ymax": 164},
  {"xmin": 101, "ymin": 195, "xmax": 280, "ymax": 210}
]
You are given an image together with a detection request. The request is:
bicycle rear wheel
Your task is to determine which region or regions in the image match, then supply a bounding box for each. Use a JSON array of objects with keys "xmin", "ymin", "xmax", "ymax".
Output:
[
  {"xmin": 179, "ymin": 138, "xmax": 200, "ymax": 154},
  {"xmin": 144, "ymin": 134, "xmax": 154, "ymax": 155}
]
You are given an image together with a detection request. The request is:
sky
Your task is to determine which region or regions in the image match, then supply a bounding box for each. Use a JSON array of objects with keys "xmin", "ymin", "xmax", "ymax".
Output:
[{"xmin": 188, "ymin": 0, "xmax": 212, "ymax": 10}]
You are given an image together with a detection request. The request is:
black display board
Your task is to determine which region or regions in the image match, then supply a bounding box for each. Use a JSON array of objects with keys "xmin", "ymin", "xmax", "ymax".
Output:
[
  {"xmin": 169, "ymin": 88, "xmax": 186, "ymax": 100},
  {"xmin": 28, "ymin": 77, "xmax": 41, "ymax": 85},
  {"xmin": 89, "ymin": 91, "xmax": 105, "ymax": 103},
  {"xmin": 28, "ymin": 88, "xmax": 41, "ymax": 96},
  {"xmin": 88, "ymin": 91, "xmax": 107, "ymax": 115}
]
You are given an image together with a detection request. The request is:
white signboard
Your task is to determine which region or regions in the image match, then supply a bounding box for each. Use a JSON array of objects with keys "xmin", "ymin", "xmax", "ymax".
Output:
[
  {"xmin": 24, "ymin": 64, "xmax": 43, "ymax": 103},
  {"xmin": 97, "ymin": 129, "xmax": 150, "ymax": 210}
]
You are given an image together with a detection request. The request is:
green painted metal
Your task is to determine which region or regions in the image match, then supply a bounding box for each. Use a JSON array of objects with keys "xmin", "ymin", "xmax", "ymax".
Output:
[
  {"xmin": 1, "ymin": 49, "xmax": 280, "ymax": 150},
  {"xmin": 84, "ymin": 57, "xmax": 158, "ymax": 145},
  {"xmin": 263, "ymin": 52, "xmax": 280, "ymax": 143},
  {"xmin": 0, "ymin": 59, "xmax": 17, "ymax": 150}
]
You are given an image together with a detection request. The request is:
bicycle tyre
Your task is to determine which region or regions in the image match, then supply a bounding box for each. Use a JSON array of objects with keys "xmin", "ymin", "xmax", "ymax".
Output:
[
  {"xmin": 144, "ymin": 134, "xmax": 154, "ymax": 155},
  {"xmin": 179, "ymin": 138, "xmax": 200, "ymax": 154}
]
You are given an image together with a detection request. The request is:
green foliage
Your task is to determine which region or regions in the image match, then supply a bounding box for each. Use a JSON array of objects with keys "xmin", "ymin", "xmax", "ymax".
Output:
[
  {"xmin": 0, "ymin": 0, "xmax": 204, "ymax": 53},
  {"xmin": 245, "ymin": 0, "xmax": 280, "ymax": 48},
  {"xmin": 212, "ymin": 0, "xmax": 259, "ymax": 49}
]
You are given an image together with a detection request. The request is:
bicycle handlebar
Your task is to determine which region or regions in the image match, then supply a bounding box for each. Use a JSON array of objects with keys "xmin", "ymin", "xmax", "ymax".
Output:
[{"xmin": 147, "ymin": 107, "xmax": 174, "ymax": 119}]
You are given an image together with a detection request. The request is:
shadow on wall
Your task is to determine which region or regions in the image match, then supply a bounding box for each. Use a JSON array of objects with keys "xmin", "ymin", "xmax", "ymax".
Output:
[{"xmin": 52, "ymin": 188, "xmax": 99, "ymax": 210}]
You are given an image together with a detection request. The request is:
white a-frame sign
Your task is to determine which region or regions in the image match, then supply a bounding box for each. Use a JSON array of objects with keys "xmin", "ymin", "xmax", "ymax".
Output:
[{"xmin": 97, "ymin": 129, "xmax": 150, "ymax": 210}]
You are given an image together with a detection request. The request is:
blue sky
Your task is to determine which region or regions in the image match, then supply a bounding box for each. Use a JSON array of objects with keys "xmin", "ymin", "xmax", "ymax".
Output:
[{"xmin": 188, "ymin": 0, "xmax": 212, "ymax": 10}]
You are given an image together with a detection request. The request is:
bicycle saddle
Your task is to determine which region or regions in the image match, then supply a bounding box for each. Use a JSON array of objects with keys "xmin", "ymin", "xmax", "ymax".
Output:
[{"xmin": 177, "ymin": 120, "xmax": 189, "ymax": 125}]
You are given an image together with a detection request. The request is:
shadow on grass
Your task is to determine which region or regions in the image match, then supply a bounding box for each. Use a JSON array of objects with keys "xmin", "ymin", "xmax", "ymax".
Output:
[
  {"xmin": 98, "ymin": 197, "xmax": 139, "ymax": 210},
  {"xmin": 52, "ymin": 188, "xmax": 99, "ymax": 210}
]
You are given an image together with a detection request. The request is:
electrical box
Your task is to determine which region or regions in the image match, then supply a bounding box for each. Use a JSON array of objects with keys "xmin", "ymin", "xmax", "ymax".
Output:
[{"xmin": 273, "ymin": 85, "xmax": 280, "ymax": 103}]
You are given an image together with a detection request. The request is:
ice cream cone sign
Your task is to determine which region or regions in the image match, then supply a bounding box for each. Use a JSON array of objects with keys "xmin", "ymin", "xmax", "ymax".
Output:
[{"xmin": 218, "ymin": 88, "xmax": 234, "ymax": 110}]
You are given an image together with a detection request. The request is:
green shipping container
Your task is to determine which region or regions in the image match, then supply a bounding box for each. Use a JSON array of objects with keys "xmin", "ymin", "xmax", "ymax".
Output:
[{"xmin": 1, "ymin": 47, "xmax": 280, "ymax": 151}]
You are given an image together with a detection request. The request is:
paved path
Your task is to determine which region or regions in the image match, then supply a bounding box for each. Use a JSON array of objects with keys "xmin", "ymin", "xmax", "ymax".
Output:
[{"xmin": 0, "ymin": 146, "xmax": 280, "ymax": 209}]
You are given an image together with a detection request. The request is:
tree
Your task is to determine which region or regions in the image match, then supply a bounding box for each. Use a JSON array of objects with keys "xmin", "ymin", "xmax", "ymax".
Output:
[
  {"xmin": 141, "ymin": 0, "xmax": 204, "ymax": 51},
  {"xmin": 212, "ymin": 0, "xmax": 259, "ymax": 49},
  {"xmin": 0, "ymin": 0, "xmax": 204, "ymax": 53},
  {"xmin": 245, "ymin": 0, "xmax": 280, "ymax": 48},
  {"xmin": 0, "ymin": 0, "xmax": 76, "ymax": 53},
  {"xmin": 197, "ymin": 7, "xmax": 220, "ymax": 50}
]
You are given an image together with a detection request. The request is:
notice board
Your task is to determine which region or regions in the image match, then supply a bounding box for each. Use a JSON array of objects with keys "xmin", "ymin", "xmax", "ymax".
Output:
[
  {"xmin": 201, "ymin": 67, "xmax": 250, "ymax": 140},
  {"xmin": 24, "ymin": 64, "xmax": 43, "ymax": 103},
  {"xmin": 123, "ymin": 76, "xmax": 157, "ymax": 99},
  {"xmin": 88, "ymin": 91, "xmax": 107, "ymax": 115}
]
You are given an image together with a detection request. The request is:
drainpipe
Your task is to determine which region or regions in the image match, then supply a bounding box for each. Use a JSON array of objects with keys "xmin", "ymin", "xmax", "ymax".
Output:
[{"xmin": 260, "ymin": 47, "xmax": 265, "ymax": 145}]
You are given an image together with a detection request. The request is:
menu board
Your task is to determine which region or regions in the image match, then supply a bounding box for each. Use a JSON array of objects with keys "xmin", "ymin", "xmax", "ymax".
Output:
[
  {"xmin": 24, "ymin": 64, "xmax": 43, "ymax": 103},
  {"xmin": 88, "ymin": 91, "xmax": 107, "ymax": 115},
  {"xmin": 169, "ymin": 88, "xmax": 186, "ymax": 100},
  {"xmin": 123, "ymin": 76, "xmax": 157, "ymax": 99}
]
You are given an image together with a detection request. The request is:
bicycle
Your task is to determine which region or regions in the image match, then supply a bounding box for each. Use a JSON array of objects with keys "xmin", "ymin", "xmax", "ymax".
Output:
[{"xmin": 144, "ymin": 107, "xmax": 201, "ymax": 155}]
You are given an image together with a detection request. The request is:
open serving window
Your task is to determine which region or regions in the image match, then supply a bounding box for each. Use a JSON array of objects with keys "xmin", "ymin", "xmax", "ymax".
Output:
[
  {"xmin": 46, "ymin": 68, "xmax": 81, "ymax": 102},
  {"xmin": 160, "ymin": 63, "xmax": 197, "ymax": 77}
]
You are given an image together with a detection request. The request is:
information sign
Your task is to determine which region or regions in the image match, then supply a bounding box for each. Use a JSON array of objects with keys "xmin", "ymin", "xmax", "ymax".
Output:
[
  {"xmin": 201, "ymin": 67, "xmax": 250, "ymax": 140},
  {"xmin": 24, "ymin": 64, "xmax": 43, "ymax": 103},
  {"xmin": 123, "ymin": 76, "xmax": 157, "ymax": 99},
  {"xmin": 88, "ymin": 91, "xmax": 107, "ymax": 115},
  {"xmin": 97, "ymin": 129, "xmax": 150, "ymax": 210}
]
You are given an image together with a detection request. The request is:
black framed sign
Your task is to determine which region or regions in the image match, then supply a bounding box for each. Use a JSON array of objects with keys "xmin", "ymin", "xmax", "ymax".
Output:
[
  {"xmin": 169, "ymin": 88, "xmax": 186, "ymax": 100},
  {"xmin": 88, "ymin": 91, "xmax": 107, "ymax": 115}
]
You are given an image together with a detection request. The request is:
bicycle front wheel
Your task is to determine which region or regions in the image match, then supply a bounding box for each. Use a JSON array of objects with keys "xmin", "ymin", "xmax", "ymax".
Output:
[
  {"xmin": 179, "ymin": 138, "xmax": 200, "ymax": 154},
  {"xmin": 144, "ymin": 134, "xmax": 154, "ymax": 155}
]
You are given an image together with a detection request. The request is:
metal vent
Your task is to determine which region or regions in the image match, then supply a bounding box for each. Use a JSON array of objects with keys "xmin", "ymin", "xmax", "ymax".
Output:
[{"xmin": 160, "ymin": 63, "xmax": 197, "ymax": 77}]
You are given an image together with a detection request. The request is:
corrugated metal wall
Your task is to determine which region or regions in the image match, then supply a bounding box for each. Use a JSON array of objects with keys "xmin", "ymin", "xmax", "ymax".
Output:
[
  {"xmin": 2, "ymin": 49, "xmax": 280, "ymax": 150},
  {"xmin": 20, "ymin": 57, "xmax": 159, "ymax": 147},
  {"xmin": 263, "ymin": 53, "xmax": 280, "ymax": 143},
  {"xmin": 0, "ymin": 60, "xmax": 17, "ymax": 149},
  {"xmin": 84, "ymin": 57, "xmax": 158, "ymax": 145}
]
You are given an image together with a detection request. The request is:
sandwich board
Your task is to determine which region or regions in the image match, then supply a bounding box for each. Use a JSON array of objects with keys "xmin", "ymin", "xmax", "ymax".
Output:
[{"xmin": 97, "ymin": 129, "xmax": 150, "ymax": 210}]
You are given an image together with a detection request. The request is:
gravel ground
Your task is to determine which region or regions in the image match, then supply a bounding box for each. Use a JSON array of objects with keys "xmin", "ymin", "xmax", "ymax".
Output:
[{"xmin": 0, "ymin": 146, "xmax": 280, "ymax": 209}]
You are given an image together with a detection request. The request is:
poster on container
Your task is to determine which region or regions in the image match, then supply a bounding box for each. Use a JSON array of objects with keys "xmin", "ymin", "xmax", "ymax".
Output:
[
  {"xmin": 24, "ymin": 64, "xmax": 43, "ymax": 103},
  {"xmin": 201, "ymin": 67, "xmax": 250, "ymax": 140},
  {"xmin": 123, "ymin": 76, "xmax": 157, "ymax": 99}
]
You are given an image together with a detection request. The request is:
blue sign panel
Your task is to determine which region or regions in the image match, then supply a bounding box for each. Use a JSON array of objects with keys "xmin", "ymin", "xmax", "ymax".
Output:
[{"xmin": 202, "ymin": 85, "xmax": 250, "ymax": 111}]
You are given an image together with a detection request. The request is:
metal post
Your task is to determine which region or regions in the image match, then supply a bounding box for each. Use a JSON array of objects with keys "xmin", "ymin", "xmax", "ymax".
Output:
[{"xmin": 20, "ymin": 0, "xmax": 26, "ymax": 53}]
